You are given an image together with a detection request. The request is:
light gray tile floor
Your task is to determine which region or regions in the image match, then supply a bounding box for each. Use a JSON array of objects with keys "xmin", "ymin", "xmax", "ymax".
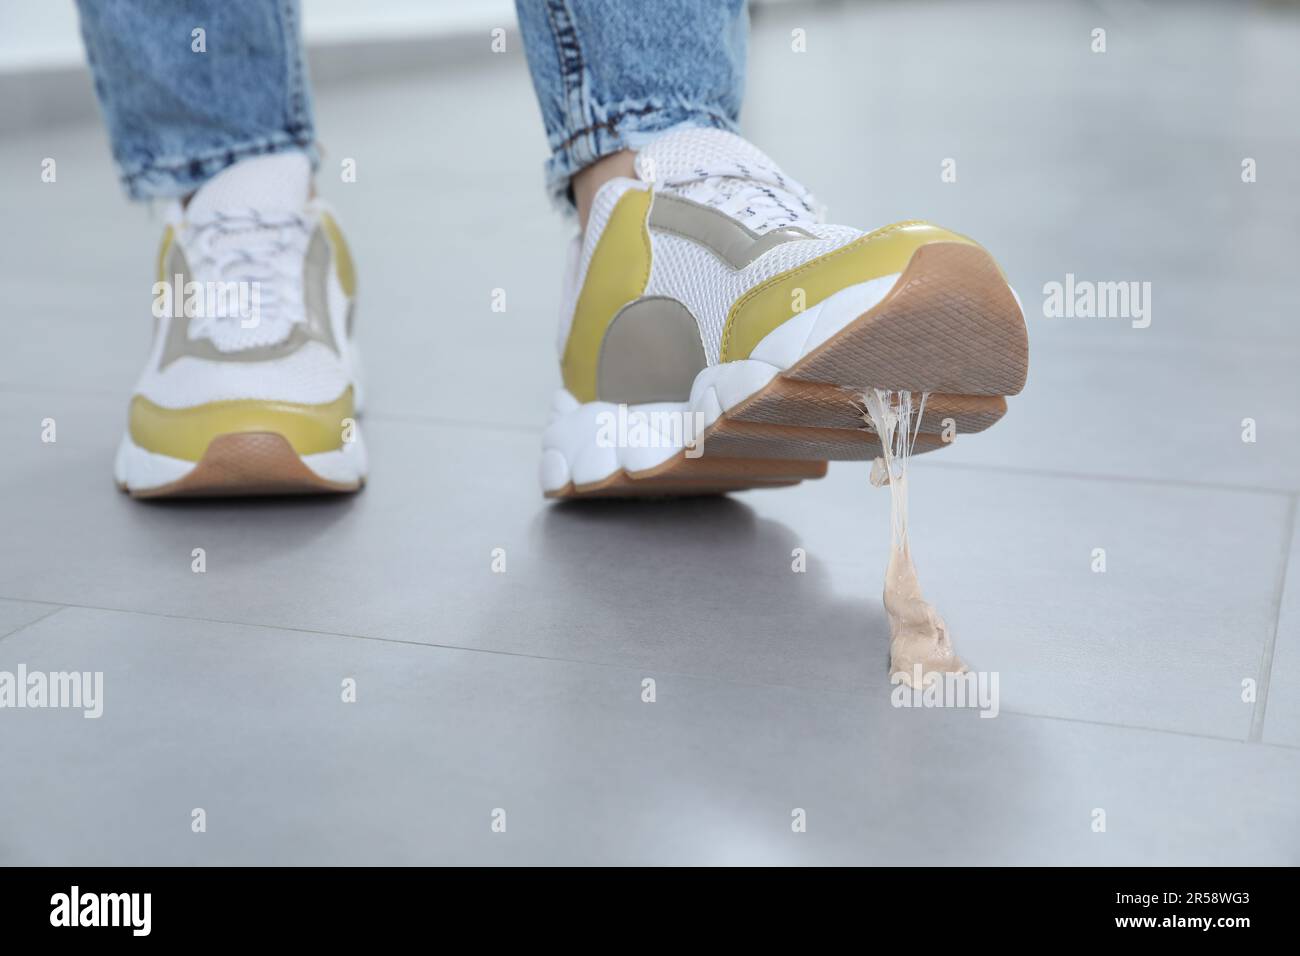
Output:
[
  {"xmin": 2, "ymin": 607, "xmax": 1296, "ymax": 866},
  {"xmin": 0, "ymin": 600, "xmax": 59, "ymax": 641},
  {"xmin": 1, "ymin": 0, "xmax": 1298, "ymax": 865},
  {"xmin": 1264, "ymin": 517, "xmax": 1300, "ymax": 749}
]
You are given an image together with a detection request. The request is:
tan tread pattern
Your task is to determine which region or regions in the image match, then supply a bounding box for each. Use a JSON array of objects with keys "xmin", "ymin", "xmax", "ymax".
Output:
[
  {"xmin": 789, "ymin": 241, "xmax": 1028, "ymax": 395},
  {"xmin": 730, "ymin": 379, "xmax": 1006, "ymax": 435},
  {"xmin": 123, "ymin": 432, "xmax": 362, "ymax": 499}
]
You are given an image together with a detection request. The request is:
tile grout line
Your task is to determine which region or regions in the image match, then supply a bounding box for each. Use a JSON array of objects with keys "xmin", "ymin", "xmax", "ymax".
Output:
[
  {"xmin": 0, "ymin": 604, "xmax": 70, "ymax": 645},
  {"xmin": 0, "ymin": 596, "xmax": 691, "ymax": 672},
  {"xmin": 1249, "ymin": 492, "xmax": 1298, "ymax": 742},
  {"xmin": 5, "ymin": 595, "xmax": 1295, "ymax": 750},
  {"xmin": 997, "ymin": 708, "xmax": 1249, "ymax": 747}
]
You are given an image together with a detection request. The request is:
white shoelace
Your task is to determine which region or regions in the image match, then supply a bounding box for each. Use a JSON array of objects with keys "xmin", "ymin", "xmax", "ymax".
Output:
[
  {"xmin": 184, "ymin": 209, "xmax": 312, "ymax": 348},
  {"xmin": 655, "ymin": 159, "xmax": 821, "ymax": 234}
]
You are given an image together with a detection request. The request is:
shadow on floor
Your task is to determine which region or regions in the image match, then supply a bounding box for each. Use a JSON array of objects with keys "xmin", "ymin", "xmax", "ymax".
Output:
[{"xmin": 533, "ymin": 494, "xmax": 895, "ymax": 686}]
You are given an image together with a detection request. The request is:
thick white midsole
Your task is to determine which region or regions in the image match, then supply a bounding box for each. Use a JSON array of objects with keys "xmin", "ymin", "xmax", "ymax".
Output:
[
  {"xmin": 114, "ymin": 429, "xmax": 369, "ymax": 491},
  {"xmin": 539, "ymin": 273, "xmax": 902, "ymax": 491}
]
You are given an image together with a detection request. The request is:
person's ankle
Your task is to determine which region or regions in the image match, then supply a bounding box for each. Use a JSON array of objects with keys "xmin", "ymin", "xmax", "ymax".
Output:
[{"xmin": 574, "ymin": 150, "xmax": 636, "ymax": 232}]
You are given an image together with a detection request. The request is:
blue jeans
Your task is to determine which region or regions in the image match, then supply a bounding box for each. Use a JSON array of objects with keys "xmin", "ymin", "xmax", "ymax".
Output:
[{"xmin": 76, "ymin": 0, "xmax": 749, "ymax": 205}]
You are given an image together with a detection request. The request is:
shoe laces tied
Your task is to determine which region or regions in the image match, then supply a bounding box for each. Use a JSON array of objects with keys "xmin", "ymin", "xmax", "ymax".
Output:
[
  {"xmin": 655, "ymin": 159, "xmax": 821, "ymax": 234},
  {"xmin": 184, "ymin": 209, "xmax": 312, "ymax": 345}
]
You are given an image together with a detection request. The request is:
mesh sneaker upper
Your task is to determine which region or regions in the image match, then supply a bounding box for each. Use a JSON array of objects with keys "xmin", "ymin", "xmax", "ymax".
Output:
[
  {"xmin": 135, "ymin": 154, "xmax": 357, "ymax": 408},
  {"xmin": 565, "ymin": 128, "xmax": 864, "ymax": 369},
  {"xmin": 646, "ymin": 224, "xmax": 861, "ymax": 366}
]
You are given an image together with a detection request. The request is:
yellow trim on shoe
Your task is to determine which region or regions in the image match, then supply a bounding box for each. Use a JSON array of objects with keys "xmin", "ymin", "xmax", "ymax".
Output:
[
  {"xmin": 128, "ymin": 387, "xmax": 355, "ymax": 462},
  {"xmin": 561, "ymin": 186, "xmax": 653, "ymax": 402},
  {"xmin": 720, "ymin": 221, "xmax": 979, "ymax": 362},
  {"xmin": 319, "ymin": 211, "xmax": 357, "ymax": 297},
  {"xmin": 156, "ymin": 224, "xmax": 174, "ymax": 284}
]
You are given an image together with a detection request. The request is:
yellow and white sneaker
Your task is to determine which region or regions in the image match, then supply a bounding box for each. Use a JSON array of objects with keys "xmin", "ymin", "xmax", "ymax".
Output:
[
  {"xmin": 540, "ymin": 128, "xmax": 1029, "ymax": 498},
  {"xmin": 114, "ymin": 152, "xmax": 367, "ymax": 498}
]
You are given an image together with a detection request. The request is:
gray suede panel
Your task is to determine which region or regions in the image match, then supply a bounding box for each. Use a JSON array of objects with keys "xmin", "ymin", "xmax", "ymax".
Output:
[
  {"xmin": 648, "ymin": 192, "xmax": 814, "ymax": 269},
  {"xmin": 597, "ymin": 296, "xmax": 707, "ymax": 404}
]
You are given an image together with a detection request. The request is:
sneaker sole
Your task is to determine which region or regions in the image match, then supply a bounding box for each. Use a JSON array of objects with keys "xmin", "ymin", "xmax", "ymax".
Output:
[
  {"xmin": 118, "ymin": 432, "xmax": 364, "ymax": 499},
  {"xmin": 546, "ymin": 241, "xmax": 1028, "ymax": 499}
]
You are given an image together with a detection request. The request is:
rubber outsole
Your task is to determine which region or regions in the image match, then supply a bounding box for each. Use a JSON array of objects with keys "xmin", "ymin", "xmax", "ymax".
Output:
[
  {"xmin": 120, "ymin": 432, "xmax": 363, "ymax": 499},
  {"xmin": 546, "ymin": 241, "xmax": 1028, "ymax": 500}
]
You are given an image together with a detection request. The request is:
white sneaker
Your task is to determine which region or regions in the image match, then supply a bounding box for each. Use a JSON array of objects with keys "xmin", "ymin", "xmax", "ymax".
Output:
[
  {"xmin": 114, "ymin": 152, "xmax": 367, "ymax": 497},
  {"xmin": 540, "ymin": 128, "xmax": 1028, "ymax": 498}
]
